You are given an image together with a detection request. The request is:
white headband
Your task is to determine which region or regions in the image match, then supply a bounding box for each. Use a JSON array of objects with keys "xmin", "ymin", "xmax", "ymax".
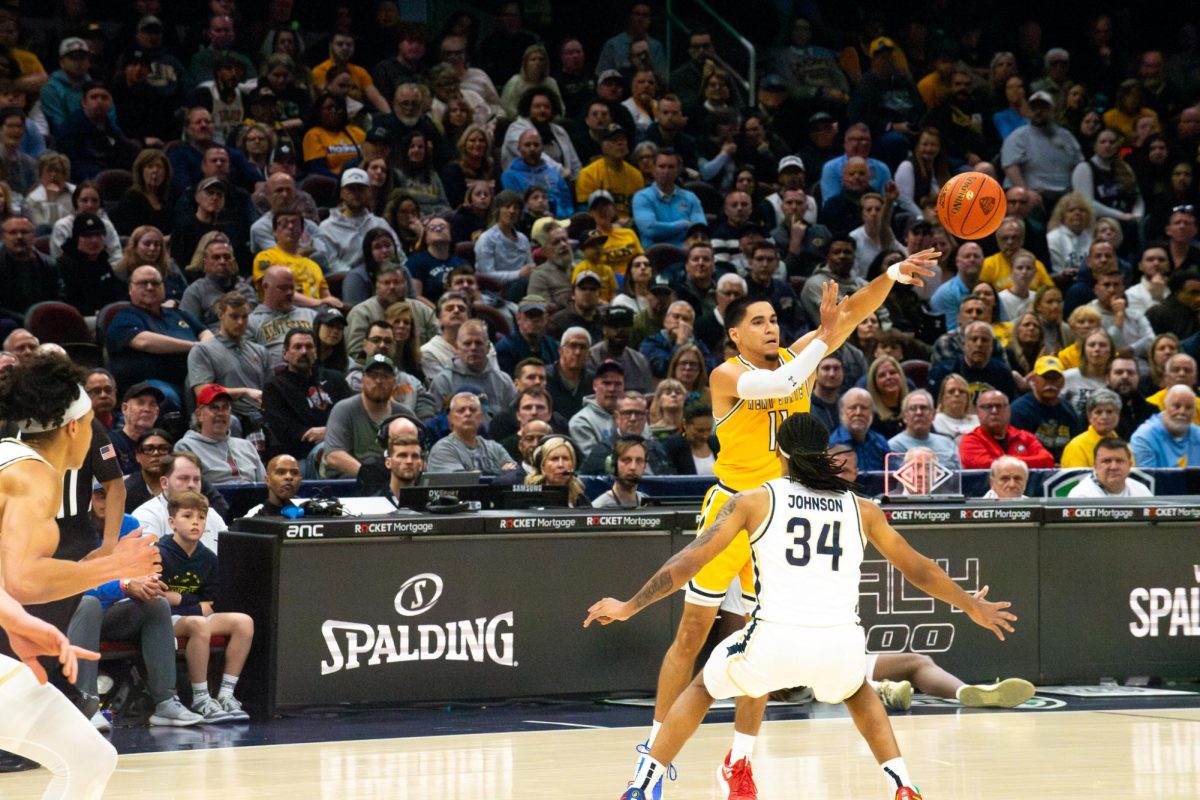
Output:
[{"xmin": 17, "ymin": 384, "xmax": 90, "ymax": 434}]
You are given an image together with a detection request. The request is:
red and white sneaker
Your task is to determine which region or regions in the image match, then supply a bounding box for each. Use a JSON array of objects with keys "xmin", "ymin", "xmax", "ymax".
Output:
[
  {"xmin": 717, "ymin": 751, "xmax": 758, "ymax": 799},
  {"xmin": 895, "ymin": 787, "xmax": 923, "ymax": 799}
]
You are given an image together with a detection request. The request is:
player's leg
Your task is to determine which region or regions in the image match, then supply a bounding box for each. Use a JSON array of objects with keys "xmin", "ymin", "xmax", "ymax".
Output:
[
  {"xmin": 844, "ymin": 682, "xmax": 922, "ymax": 799},
  {"xmin": 0, "ymin": 656, "xmax": 117, "ymax": 800},
  {"xmin": 174, "ymin": 616, "xmax": 230, "ymax": 723},
  {"xmin": 203, "ymin": 612, "xmax": 254, "ymax": 720},
  {"xmin": 873, "ymin": 653, "xmax": 1034, "ymax": 708},
  {"xmin": 725, "ymin": 559, "xmax": 766, "ymax": 777},
  {"xmin": 652, "ymin": 601, "xmax": 720, "ymax": 721},
  {"xmin": 625, "ymin": 673, "xmax": 718, "ymax": 798}
]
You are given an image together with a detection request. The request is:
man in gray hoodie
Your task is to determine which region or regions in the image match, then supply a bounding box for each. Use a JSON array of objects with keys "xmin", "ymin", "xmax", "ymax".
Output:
[
  {"xmin": 426, "ymin": 319, "xmax": 517, "ymax": 423},
  {"xmin": 174, "ymin": 385, "xmax": 265, "ymax": 485},
  {"xmin": 315, "ymin": 168, "xmax": 401, "ymax": 273},
  {"xmin": 568, "ymin": 359, "xmax": 625, "ymax": 454}
]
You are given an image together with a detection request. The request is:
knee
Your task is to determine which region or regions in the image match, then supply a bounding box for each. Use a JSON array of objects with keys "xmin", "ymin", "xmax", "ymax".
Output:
[
  {"xmin": 146, "ymin": 597, "xmax": 172, "ymax": 623},
  {"xmin": 236, "ymin": 614, "xmax": 254, "ymax": 637},
  {"xmin": 670, "ymin": 613, "xmax": 715, "ymax": 656}
]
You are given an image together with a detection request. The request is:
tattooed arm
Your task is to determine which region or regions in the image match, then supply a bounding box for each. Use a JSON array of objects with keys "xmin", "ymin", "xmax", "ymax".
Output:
[{"xmin": 583, "ymin": 489, "xmax": 767, "ymax": 627}]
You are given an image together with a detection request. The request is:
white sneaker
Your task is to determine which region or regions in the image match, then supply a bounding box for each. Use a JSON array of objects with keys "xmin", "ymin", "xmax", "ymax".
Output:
[
  {"xmin": 90, "ymin": 711, "xmax": 112, "ymax": 732},
  {"xmin": 878, "ymin": 679, "xmax": 914, "ymax": 710},
  {"xmin": 191, "ymin": 695, "xmax": 235, "ymax": 723},
  {"xmin": 217, "ymin": 694, "xmax": 250, "ymax": 721},
  {"xmin": 958, "ymin": 678, "xmax": 1036, "ymax": 708},
  {"xmin": 150, "ymin": 697, "xmax": 205, "ymax": 727}
]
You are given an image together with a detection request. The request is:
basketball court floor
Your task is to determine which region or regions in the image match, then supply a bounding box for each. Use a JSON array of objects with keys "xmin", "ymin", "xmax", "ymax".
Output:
[{"xmin": 3, "ymin": 689, "xmax": 1199, "ymax": 798}]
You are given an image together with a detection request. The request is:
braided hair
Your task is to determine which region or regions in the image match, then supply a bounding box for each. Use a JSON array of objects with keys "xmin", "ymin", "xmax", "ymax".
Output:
[{"xmin": 775, "ymin": 413, "xmax": 860, "ymax": 494}]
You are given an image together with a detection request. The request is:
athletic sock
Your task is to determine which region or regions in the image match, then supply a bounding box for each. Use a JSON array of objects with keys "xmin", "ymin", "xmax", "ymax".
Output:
[
  {"xmin": 881, "ymin": 757, "xmax": 914, "ymax": 789},
  {"xmin": 730, "ymin": 731, "xmax": 755, "ymax": 763},
  {"xmin": 646, "ymin": 719, "xmax": 662, "ymax": 748},
  {"xmin": 631, "ymin": 755, "xmax": 666, "ymax": 792},
  {"xmin": 218, "ymin": 674, "xmax": 239, "ymax": 700},
  {"xmin": 191, "ymin": 682, "xmax": 210, "ymax": 703}
]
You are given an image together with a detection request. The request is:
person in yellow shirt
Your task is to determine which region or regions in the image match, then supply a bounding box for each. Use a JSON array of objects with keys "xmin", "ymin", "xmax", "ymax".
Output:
[
  {"xmin": 310, "ymin": 32, "xmax": 390, "ymax": 113},
  {"xmin": 1101, "ymin": 79, "xmax": 1160, "ymax": 142},
  {"xmin": 571, "ymin": 229, "xmax": 618, "ymax": 301},
  {"xmin": 1061, "ymin": 389, "xmax": 1124, "ymax": 467},
  {"xmin": 583, "ymin": 190, "xmax": 643, "ymax": 279},
  {"xmin": 980, "ymin": 217, "xmax": 1053, "ymax": 291},
  {"xmin": 302, "ymin": 93, "xmax": 366, "ymax": 177},
  {"xmin": 574, "ymin": 125, "xmax": 644, "ymax": 221},
  {"xmin": 1056, "ymin": 305, "xmax": 1101, "ymax": 370},
  {"xmin": 253, "ymin": 210, "xmax": 346, "ymax": 311}
]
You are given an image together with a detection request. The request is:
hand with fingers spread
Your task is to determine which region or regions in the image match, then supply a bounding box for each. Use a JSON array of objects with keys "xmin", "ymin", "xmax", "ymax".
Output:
[
  {"xmin": 965, "ymin": 585, "xmax": 1018, "ymax": 641},
  {"xmin": 816, "ymin": 280, "xmax": 852, "ymax": 338},
  {"xmin": 3, "ymin": 604, "xmax": 99, "ymax": 685},
  {"xmin": 887, "ymin": 247, "xmax": 941, "ymax": 286}
]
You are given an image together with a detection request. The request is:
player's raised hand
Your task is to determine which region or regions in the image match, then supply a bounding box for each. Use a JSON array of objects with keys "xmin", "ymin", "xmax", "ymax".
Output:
[
  {"xmin": 817, "ymin": 279, "xmax": 850, "ymax": 335},
  {"xmin": 965, "ymin": 585, "xmax": 1017, "ymax": 641},
  {"xmin": 888, "ymin": 248, "xmax": 940, "ymax": 287},
  {"xmin": 5, "ymin": 607, "xmax": 99, "ymax": 685},
  {"xmin": 583, "ymin": 597, "xmax": 633, "ymax": 627}
]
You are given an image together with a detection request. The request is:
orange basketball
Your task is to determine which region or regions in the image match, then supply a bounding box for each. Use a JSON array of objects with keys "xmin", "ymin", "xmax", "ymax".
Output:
[{"xmin": 936, "ymin": 172, "xmax": 1007, "ymax": 240}]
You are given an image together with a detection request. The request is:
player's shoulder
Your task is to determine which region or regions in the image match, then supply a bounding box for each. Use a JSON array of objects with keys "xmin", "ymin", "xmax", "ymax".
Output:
[{"xmin": 0, "ymin": 457, "xmax": 60, "ymax": 508}]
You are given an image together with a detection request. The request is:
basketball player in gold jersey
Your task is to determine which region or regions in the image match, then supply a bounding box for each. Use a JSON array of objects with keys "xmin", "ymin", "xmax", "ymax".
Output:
[{"xmin": 636, "ymin": 248, "xmax": 939, "ymax": 799}]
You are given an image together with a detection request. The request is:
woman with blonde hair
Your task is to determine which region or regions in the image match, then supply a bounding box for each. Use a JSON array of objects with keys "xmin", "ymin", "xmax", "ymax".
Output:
[
  {"xmin": 1046, "ymin": 192, "xmax": 1095, "ymax": 274},
  {"xmin": 185, "ymin": 230, "xmax": 233, "ymax": 274},
  {"xmin": 1142, "ymin": 332, "xmax": 1179, "ymax": 395},
  {"xmin": 864, "ymin": 355, "xmax": 909, "ymax": 439},
  {"xmin": 25, "ymin": 151, "xmax": 73, "ymax": 232},
  {"xmin": 525, "ymin": 435, "xmax": 589, "ymax": 507},
  {"xmin": 649, "ymin": 378, "xmax": 686, "ymax": 436},
  {"xmin": 115, "ymin": 225, "xmax": 186, "ymax": 302},
  {"xmin": 499, "ymin": 43, "xmax": 563, "ymax": 120},
  {"xmin": 440, "ymin": 124, "xmax": 496, "ymax": 210},
  {"xmin": 1063, "ymin": 329, "xmax": 1115, "ymax": 418},
  {"xmin": 384, "ymin": 300, "xmax": 426, "ymax": 385},
  {"xmin": 1006, "ymin": 312, "xmax": 1047, "ymax": 377},
  {"xmin": 1056, "ymin": 305, "xmax": 1103, "ymax": 370},
  {"xmin": 236, "ymin": 123, "xmax": 277, "ymax": 177},
  {"xmin": 933, "ymin": 373, "xmax": 979, "ymax": 443}
]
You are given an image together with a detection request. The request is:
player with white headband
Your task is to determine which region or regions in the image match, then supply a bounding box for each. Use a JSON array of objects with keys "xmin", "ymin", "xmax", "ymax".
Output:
[{"xmin": 0, "ymin": 353, "xmax": 160, "ymax": 799}]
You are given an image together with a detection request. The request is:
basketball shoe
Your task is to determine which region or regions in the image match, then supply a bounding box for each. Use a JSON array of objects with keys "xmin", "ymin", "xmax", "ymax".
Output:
[
  {"xmin": 895, "ymin": 787, "xmax": 923, "ymax": 799},
  {"xmin": 958, "ymin": 678, "xmax": 1035, "ymax": 708},
  {"xmin": 633, "ymin": 742, "xmax": 675, "ymax": 800},
  {"xmin": 619, "ymin": 790, "xmax": 647, "ymax": 800},
  {"xmin": 718, "ymin": 751, "xmax": 757, "ymax": 799},
  {"xmin": 877, "ymin": 680, "xmax": 914, "ymax": 710}
]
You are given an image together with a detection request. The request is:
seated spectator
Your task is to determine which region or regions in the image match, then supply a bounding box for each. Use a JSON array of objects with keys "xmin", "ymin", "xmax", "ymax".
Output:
[
  {"xmin": 169, "ymin": 176, "xmax": 252, "ymax": 271},
  {"xmin": 474, "ymin": 189, "xmax": 535, "ymax": 284},
  {"xmin": 1147, "ymin": 267, "xmax": 1200, "ymax": 343},
  {"xmin": 316, "ymin": 168, "xmax": 399, "ymax": 274},
  {"xmin": 123, "ymin": 428, "xmax": 173, "ymax": 512},
  {"xmin": 379, "ymin": 436, "xmax": 425, "ymax": 500},
  {"xmin": 403, "ymin": 216, "xmax": 465, "ymax": 305},
  {"xmin": 179, "ymin": 234, "xmax": 258, "ymax": 331},
  {"xmin": 1145, "ymin": 353, "xmax": 1200, "ymax": 418},
  {"xmin": 246, "ymin": 455, "xmax": 303, "ymax": 517},
  {"xmin": 863, "ymin": 355, "xmax": 908, "ymax": 439},
  {"xmin": 108, "ymin": 383, "xmax": 164, "ymax": 475},
  {"xmin": 500, "ymin": 127, "xmax": 573, "ymax": 217},
  {"xmin": 1055, "ymin": 305, "xmax": 1101, "ymax": 370},
  {"xmin": 158, "ymin": 491, "xmax": 254, "ymax": 722},
  {"xmin": 524, "ymin": 434, "xmax": 589, "ymax": 508},
  {"xmin": 500, "ymin": 85, "xmax": 577, "ymax": 176},
  {"xmin": 0, "ymin": 216, "xmax": 62, "ymax": 317},
  {"xmin": 579, "ymin": 392, "xmax": 657, "ymax": 474},
  {"xmin": 829, "ymin": 388, "xmax": 890, "ymax": 472},
  {"xmin": 420, "ymin": 291, "xmax": 473, "ymax": 381},
  {"xmin": 132, "ymin": 452, "xmax": 226, "ymax": 552},
  {"xmin": 426, "ymin": 391, "xmax": 520, "ymax": 476},
  {"xmin": 346, "ymin": 262, "xmax": 434, "ymax": 359},
  {"xmin": 70, "ymin": 481, "xmax": 204, "ymax": 729},
  {"xmin": 928, "ymin": 322, "xmax": 1018, "ymax": 400},
  {"xmin": 640, "ymin": 300, "xmax": 715, "ymax": 378},
  {"xmin": 25, "ymin": 151, "xmax": 75, "ymax": 233},
  {"xmin": 798, "ymin": 236, "xmax": 870, "ymax": 329},
  {"xmin": 982, "ymin": 456, "xmax": 1029, "ymax": 499},
  {"xmin": 568, "ymin": 360, "xmax": 628, "ymax": 455},
  {"xmin": 888, "ymin": 390, "xmax": 961, "ymax": 469},
  {"xmin": 808, "ymin": 355, "xmax": 846, "ymax": 435},
  {"xmin": 929, "ymin": 242, "xmax": 986, "ymax": 331},
  {"xmin": 1067, "ymin": 438, "xmax": 1151, "ymax": 498},
  {"xmin": 83, "ymin": 368, "xmax": 118, "ymax": 430},
  {"xmin": 959, "ymin": 389, "xmax": 1055, "ymax": 470},
  {"xmin": 58, "ymin": 212, "xmax": 125, "ymax": 316},
  {"xmin": 186, "ymin": 293, "xmax": 271, "ymax": 433},
  {"xmin": 1010, "ymin": 355, "xmax": 1083, "ymax": 462},
  {"xmin": 1061, "ymin": 389, "xmax": 1124, "ymax": 468},
  {"xmin": 247, "ymin": 267, "xmax": 318, "ymax": 365},
  {"xmin": 526, "ymin": 223, "xmax": 577, "ymax": 308},
  {"xmin": 2, "ymin": 328, "xmax": 38, "ymax": 363},
  {"xmin": 591, "ymin": 435, "xmax": 650, "ymax": 508},
  {"xmin": 249, "ymin": 173, "xmax": 329, "ymax": 271},
  {"xmin": 1062, "ymin": 329, "xmax": 1114, "ymax": 419},
  {"xmin": 49, "ymin": 181, "xmax": 123, "ymax": 265},
  {"xmin": 657, "ymin": 401, "xmax": 717, "ymax": 476},
  {"xmin": 571, "ymin": 229, "xmax": 619, "ymax": 302},
  {"xmin": 549, "ymin": 271, "xmax": 605, "ymax": 341},
  {"xmin": 1131, "ymin": 385, "xmax": 1200, "ymax": 467},
  {"xmin": 1124, "ymin": 243, "xmax": 1171, "ymax": 318},
  {"xmin": 0, "ymin": 107, "xmax": 37, "ymax": 194},
  {"xmin": 301, "ymin": 92, "xmax": 366, "ymax": 178},
  {"xmin": 111, "ymin": 148, "xmax": 179, "ymax": 236},
  {"xmin": 262, "ymin": 329, "xmax": 351, "ymax": 475},
  {"xmin": 1089, "ymin": 269, "xmax": 1153, "ymax": 356},
  {"xmin": 589, "ymin": 306, "xmax": 655, "ymax": 395},
  {"xmin": 980, "ymin": 219, "xmax": 1053, "ymax": 293},
  {"xmin": 323, "ymin": 355, "xmax": 415, "ymax": 478},
  {"xmin": 55, "ymin": 80, "xmax": 139, "ymax": 181},
  {"xmin": 1106, "ymin": 357, "xmax": 1157, "ymax": 440},
  {"xmin": 252, "ymin": 209, "xmax": 343, "ymax": 311},
  {"xmin": 175, "ymin": 385, "xmax": 265, "ymax": 486},
  {"xmin": 632, "ymin": 150, "xmax": 706, "ymax": 247},
  {"xmin": 497, "ymin": 295, "xmax": 559, "ymax": 374},
  {"xmin": 345, "ymin": 319, "xmax": 430, "ymax": 413},
  {"xmin": 425, "ymin": 319, "xmax": 515, "ymax": 422},
  {"xmin": 114, "ymin": 226, "xmax": 184, "ymax": 305}
]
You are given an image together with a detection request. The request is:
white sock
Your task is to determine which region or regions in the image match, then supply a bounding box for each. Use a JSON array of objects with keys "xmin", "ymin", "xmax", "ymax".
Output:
[
  {"xmin": 646, "ymin": 719, "xmax": 662, "ymax": 748},
  {"xmin": 881, "ymin": 757, "xmax": 914, "ymax": 789},
  {"xmin": 218, "ymin": 674, "xmax": 239, "ymax": 699},
  {"xmin": 730, "ymin": 731, "xmax": 755, "ymax": 763},
  {"xmin": 191, "ymin": 682, "xmax": 209, "ymax": 702},
  {"xmin": 631, "ymin": 755, "xmax": 666, "ymax": 792}
]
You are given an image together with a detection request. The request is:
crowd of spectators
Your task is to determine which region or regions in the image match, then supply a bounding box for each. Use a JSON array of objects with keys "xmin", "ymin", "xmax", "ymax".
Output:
[{"xmin": 1, "ymin": 0, "xmax": 1199, "ymax": 519}]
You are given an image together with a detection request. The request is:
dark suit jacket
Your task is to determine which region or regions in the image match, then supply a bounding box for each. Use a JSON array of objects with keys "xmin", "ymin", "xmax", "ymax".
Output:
[{"xmin": 657, "ymin": 432, "xmax": 721, "ymax": 475}]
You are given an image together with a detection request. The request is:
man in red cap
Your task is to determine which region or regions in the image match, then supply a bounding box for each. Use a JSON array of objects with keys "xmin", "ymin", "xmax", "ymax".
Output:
[{"xmin": 174, "ymin": 385, "xmax": 265, "ymax": 485}]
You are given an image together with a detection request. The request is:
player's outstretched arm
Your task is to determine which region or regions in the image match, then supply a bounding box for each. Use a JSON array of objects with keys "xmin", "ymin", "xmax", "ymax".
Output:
[
  {"xmin": 788, "ymin": 247, "xmax": 940, "ymax": 353},
  {"xmin": 584, "ymin": 490, "xmax": 763, "ymax": 627},
  {"xmin": 857, "ymin": 497, "xmax": 1017, "ymax": 641}
]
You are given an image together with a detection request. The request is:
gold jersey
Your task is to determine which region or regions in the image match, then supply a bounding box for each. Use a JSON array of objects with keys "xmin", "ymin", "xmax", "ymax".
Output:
[{"xmin": 713, "ymin": 348, "xmax": 811, "ymax": 492}]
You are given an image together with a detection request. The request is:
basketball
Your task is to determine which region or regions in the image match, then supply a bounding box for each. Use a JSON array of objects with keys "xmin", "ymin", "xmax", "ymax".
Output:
[{"xmin": 936, "ymin": 172, "xmax": 1007, "ymax": 240}]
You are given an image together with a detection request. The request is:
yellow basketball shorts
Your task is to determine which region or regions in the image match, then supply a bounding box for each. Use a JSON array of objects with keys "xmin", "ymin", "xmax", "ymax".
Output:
[{"xmin": 685, "ymin": 482, "xmax": 756, "ymax": 610}]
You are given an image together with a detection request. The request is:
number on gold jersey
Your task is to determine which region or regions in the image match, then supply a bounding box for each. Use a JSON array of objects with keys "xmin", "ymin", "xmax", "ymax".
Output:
[{"xmin": 766, "ymin": 410, "xmax": 788, "ymax": 451}]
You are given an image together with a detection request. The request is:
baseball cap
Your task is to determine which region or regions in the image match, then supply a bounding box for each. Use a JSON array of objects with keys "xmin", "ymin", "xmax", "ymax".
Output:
[
  {"xmin": 649, "ymin": 273, "xmax": 674, "ymax": 294},
  {"xmin": 196, "ymin": 384, "xmax": 232, "ymax": 406},
  {"xmin": 366, "ymin": 126, "xmax": 392, "ymax": 144},
  {"xmin": 341, "ymin": 168, "xmax": 370, "ymax": 187},
  {"xmin": 685, "ymin": 222, "xmax": 711, "ymax": 240},
  {"xmin": 518, "ymin": 294, "xmax": 548, "ymax": 313},
  {"xmin": 248, "ymin": 86, "xmax": 277, "ymax": 104},
  {"xmin": 314, "ymin": 307, "xmax": 346, "ymax": 326},
  {"xmin": 1034, "ymin": 355, "xmax": 1065, "ymax": 376},
  {"xmin": 760, "ymin": 73, "xmax": 789, "ymax": 91},
  {"xmin": 587, "ymin": 189, "xmax": 615, "ymax": 209},
  {"xmin": 602, "ymin": 306, "xmax": 634, "ymax": 327},
  {"xmin": 777, "ymin": 155, "xmax": 805, "ymax": 173},
  {"xmin": 197, "ymin": 176, "xmax": 227, "ymax": 193},
  {"xmin": 598, "ymin": 123, "xmax": 627, "ymax": 141},
  {"xmin": 598, "ymin": 69, "xmax": 624, "ymax": 84},
  {"xmin": 125, "ymin": 48, "xmax": 153, "ymax": 65},
  {"xmin": 137, "ymin": 15, "xmax": 163, "ymax": 32},
  {"xmin": 72, "ymin": 213, "xmax": 105, "ymax": 238},
  {"xmin": 595, "ymin": 359, "xmax": 625, "ymax": 377},
  {"xmin": 574, "ymin": 270, "xmax": 602, "ymax": 287},
  {"xmin": 1029, "ymin": 90, "xmax": 1054, "ymax": 106},
  {"xmin": 363, "ymin": 353, "xmax": 396, "ymax": 373},
  {"xmin": 122, "ymin": 382, "xmax": 165, "ymax": 403},
  {"xmin": 868, "ymin": 37, "xmax": 897, "ymax": 57},
  {"xmin": 59, "ymin": 37, "xmax": 89, "ymax": 58},
  {"xmin": 581, "ymin": 229, "xmax": 608, "ymax": 247},
  {"xmin": 808, "ymin": 111, "xmax": 834, "ymax": 126}
]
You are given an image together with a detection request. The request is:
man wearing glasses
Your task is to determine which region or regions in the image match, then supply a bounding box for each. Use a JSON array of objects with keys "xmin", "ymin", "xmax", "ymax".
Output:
[
  {"xmin": 106, "ymin": 265, "xmax": 211, "ymax": 410},
  {"xmin": 106, "ymin": 383, "xmax": 165, "ymax": 476},
  {"xmin": 175, "ymin": 385, "xmax": 265, "ymax": 486},
  {"xmin": 887, "ymin": 390, "xmax": 961, "ymax": 469},
  {"xmin": 959, "ymin": 389, "xmax": 1055, "ymax": 470},
  {"xmin": 122, "ymin": 429, "xmax": 174, "ymax": 511},
  {"xmin": 1164, "ymin": 206, "xmax": 1200, "ymax": 273}
]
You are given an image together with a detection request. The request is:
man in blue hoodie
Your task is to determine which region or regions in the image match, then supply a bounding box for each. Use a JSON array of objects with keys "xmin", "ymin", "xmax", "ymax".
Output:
[{"xmin": 500, "ymin": 128, "xmax": 573, "ymax": 216}]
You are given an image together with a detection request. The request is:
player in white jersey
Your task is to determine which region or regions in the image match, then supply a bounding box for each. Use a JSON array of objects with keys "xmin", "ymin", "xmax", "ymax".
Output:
[
  {"xmin": 587, "ymin": 414, "xmax": 1018, "ymax": 800},
  {"xmin": 0, "ymin": 354, "xmax": 161, "ymax": 799}
]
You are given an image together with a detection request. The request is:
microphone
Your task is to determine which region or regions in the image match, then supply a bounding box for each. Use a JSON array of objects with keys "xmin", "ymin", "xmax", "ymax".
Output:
[{"xmin": 562, "ymin": 471, "xmax": 577, "ymax": 477}]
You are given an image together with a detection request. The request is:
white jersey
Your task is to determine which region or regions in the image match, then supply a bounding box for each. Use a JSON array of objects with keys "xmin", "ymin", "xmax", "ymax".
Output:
[
  {"xmin": 0, "ymin": 439, "xmax": 48, "ymax": 473},
  {"xmin": 748, "ymin": 478, "xmax": 866, "ymax": 627}
]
